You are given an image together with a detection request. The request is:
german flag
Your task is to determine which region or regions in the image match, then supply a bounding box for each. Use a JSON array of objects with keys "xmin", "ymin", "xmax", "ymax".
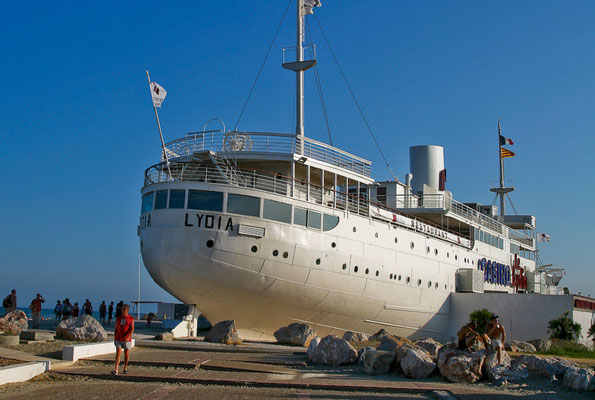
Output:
[{"xmin": 501, "ymin": 148, "xmax": 516, "ymax": 158}]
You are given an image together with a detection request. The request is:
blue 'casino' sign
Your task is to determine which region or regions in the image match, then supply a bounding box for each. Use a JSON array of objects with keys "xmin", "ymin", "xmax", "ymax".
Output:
[{"xmin": 477, "ymin": 258, "xmax": 511, "ymax": 286}]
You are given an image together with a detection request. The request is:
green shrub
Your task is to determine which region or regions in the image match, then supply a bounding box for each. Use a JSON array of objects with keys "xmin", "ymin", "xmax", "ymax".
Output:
[
  {"xmin": 539, "ymin": 340, "xmax": 595, "ymax": 359},
  {"xmin": 547, "ymin": 312, "xmax": 582, "ymax": 341},
  {"xmin": 469, "ymin": 308, "xmax": 493, "ymax": 335},
  {"xmin": 588, "ymin": 323, "xmax": 595, "ymax": 339}
]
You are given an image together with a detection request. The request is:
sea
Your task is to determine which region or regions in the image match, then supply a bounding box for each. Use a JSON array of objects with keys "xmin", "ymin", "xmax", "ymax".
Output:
[{"xmin": 2, "ymin": 306, "xmax": 107, "ymax": 322}]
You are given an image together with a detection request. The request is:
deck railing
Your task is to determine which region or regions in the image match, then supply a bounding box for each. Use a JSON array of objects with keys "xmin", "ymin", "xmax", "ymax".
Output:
[{"xmin": 162, "ymin": 131, "xmax": 372, "ymax": 177}]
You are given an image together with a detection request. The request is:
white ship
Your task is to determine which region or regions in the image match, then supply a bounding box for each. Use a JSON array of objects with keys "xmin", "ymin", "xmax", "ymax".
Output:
[{"xmin": 139, "ymin": 1, "xmax": 561, "ymax": 341}]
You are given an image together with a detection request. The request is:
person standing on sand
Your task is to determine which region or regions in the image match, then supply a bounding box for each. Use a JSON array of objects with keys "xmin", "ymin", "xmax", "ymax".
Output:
[
  {"xmin": 54, "ymin": 300, "xmax": 62, "ymax": 322},
  {"xmin": 30, "ymin": 293, "xmax": 45, "ymax": 329},
  {"xmin": 83, "ymin": 299, "xmax": 93, "ymax": 316},
  {"xmin": 62, "ymin": 298, "xmax": 72, "ymax": 320},
  {"xmin": 115, "ymin": 301, "xmax": 123, "ymax": 318},
  {"xmin": 99, "ymin": 301, "xmax": 107, "ymax": 325},
  {"xmin": 73, "ymin": 302, "xmax": 79, "ymax": 318},
  {"xmin": 3, "ymin": 289, "xmax": 17, "ymax": 312},
  {"xmin": 112, "ymin": 304, "xmax": 134, "ymax": 375},
  {"xmin": 108, "ymin": 301, "xmax": 114, "ymax": 325}
]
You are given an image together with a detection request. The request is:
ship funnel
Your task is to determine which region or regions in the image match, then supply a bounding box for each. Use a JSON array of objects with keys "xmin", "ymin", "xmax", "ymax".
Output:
[
  {"xmin": 409, "ymin": 145, "xmax": 445, "ymax": 194},
  {"xmin": 405, "ymin": 173, "xmax": 413, "ymax": 186}
]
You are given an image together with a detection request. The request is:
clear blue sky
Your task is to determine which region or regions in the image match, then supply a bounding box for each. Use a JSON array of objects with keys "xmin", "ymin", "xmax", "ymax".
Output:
[{"xmin": 1, "ymin": 1, "xmax": 594, "ymax": 309}]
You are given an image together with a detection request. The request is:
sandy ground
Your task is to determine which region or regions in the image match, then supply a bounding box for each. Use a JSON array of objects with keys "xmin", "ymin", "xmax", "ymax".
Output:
[{"xmin": 0, "ymin": 358, "xmax": 24, "ymax": 367}]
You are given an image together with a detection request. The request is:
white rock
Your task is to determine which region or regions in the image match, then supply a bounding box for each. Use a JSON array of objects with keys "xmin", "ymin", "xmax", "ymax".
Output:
[
  {"xmin": 400, "ymin": 348, "xmax": 436, "ymax": 379},
  {"xmin": 56, "ymin": 315, "xmax": 107, "ymax": 342}
]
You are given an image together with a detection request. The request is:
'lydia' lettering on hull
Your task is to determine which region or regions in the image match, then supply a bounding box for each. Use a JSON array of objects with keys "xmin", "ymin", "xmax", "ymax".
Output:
[{"xmin": 184, "ymin": 213, "xmax": 234, "ymax": 231}]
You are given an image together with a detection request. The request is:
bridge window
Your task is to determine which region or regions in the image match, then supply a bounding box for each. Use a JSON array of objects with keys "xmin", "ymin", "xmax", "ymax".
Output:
[
  {"xmin": 169, "ymin": 189, "xmax": 185, "ymax": 209},
  {"xmin": 322, "ymin": 214, "xmax": 339, "ymax": 231},
  {"xmin": 263, "ymin": 199, "xmax": 292, "ymax": 224},
  {"xmin": 141, "ymin": 192, "xmax": 154, "ymax": 214},
  {"xmin": 307, "ymin": 210, "xmax": 321, "ymax": 229},
  {"xmin": 294, "ymin": 207, "xmax": 307, "ymax": 226},
  {"xmin": 155, "ymin": 190, "xmax": 168, "ymax": 209},
  {"xmin": 227, "ymin": 194, "xmax": 260, "ymax": 217},
  {"xmin": 188, "ymin": 190, "xmax": 223, "ymax": 212}
]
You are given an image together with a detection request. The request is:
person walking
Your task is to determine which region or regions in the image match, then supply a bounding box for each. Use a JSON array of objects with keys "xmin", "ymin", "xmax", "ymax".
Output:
[
  {"xmin": 112, "ymin": 304, "xmax": 134, "ymax": 375},
  {"xmin": 108, "ymin": 301, "xmax": 114, "ymax": 325},
  {"xmin": 115, "ymin": 301, "xmax": 124, "ymax": 318},
  {"xmin": 54, "ymin": 300, "xmax": 63, "ymax": 322},
  {"xmin": 83, "ymin": 299, "xmax": 93, "ymax": 316},
  {"xmin": 73, "ymin": 302, "xmax": 80, "ymax": 318},
  {"xmin": 2, "ymin": 289, "xmax": 17, "ymax": 312},
  {"xmin": 99, "ymin": 301, "xmax": 107, "ymax": 325},
  {"xmin": 62, "ymin": 298, "xmax": 72, "ymax": 320},
  {"xmin": 30, "ymin": 294, "xmax": 45, "ymax": 329}
]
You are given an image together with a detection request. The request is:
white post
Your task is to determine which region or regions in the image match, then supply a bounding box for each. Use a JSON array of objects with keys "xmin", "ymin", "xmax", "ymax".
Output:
[
  {"xmin": 295, "ymin": 0, "xmax": 305, "ymax": 154},
  {"xmin": 146, "ymin": 70, "xmax": 172, "ymax": 180},
  {"xmin": 137, "ymin": 252, "xmax": 141, "ymax": 320}
]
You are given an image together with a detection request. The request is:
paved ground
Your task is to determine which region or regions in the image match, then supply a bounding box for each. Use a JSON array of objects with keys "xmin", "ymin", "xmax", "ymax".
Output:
[{"xmin": 1, "ymin": 339, "xmax": 593, "ymax": 400}]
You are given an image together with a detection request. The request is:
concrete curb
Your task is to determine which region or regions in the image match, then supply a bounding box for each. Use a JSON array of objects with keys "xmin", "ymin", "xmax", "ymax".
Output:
[
  {"xmin": 63, "ymin": 340, "xmax": 135, "ymax": 362},
  {"xmin": 0, "ymin": 361, "xmax": 50, "ymax": 385}
]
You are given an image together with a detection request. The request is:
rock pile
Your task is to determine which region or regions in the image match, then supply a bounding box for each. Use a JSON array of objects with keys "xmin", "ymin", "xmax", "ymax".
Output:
[
  {"xmin": 0, "ymin": 310, "xmax": 28, "ymax": 336},
  {"xmin": 342, "ymin": 331, "xmax": 368, "ymax": 343},
  {"xmin": 307, "ymin": 335, "xmax": 358, "ymax": 366},
  {"xmin": 437, "ymin": 346, "xmax": 485, "ymax": 383},
  {"xmin": 204, "ymin": 320, "xmax": 240, "ymax": 344},
  {"xmin": 414, "ymin": 338, "xmax": 442, "ymax": 360},
  {"xmin": 274, "ymin": 323, "xmax": 316, "ymax": 347},
  {"xmin": 56, "ymin": 315, "xmax": 107, "ymax": 342},
  {"xmin": 505, "ymin": 340, "xmax": 537, "ymax": 353},
  {"xmin": 527, "ymin": 338, "xmax": 551, "ymax": 352},
  {"xmin": 400, "ymin": 348, "xmax": 436, "ymax": 379},
  {"xmin": 563, "ymin": 367, "xmax": 595, "ymax": 391}
]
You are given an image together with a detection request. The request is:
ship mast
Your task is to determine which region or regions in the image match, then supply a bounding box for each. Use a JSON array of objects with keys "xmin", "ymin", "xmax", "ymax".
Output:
[{"xmin": 491, "ymin": 117, "xmax": 514, "ymax": 216}]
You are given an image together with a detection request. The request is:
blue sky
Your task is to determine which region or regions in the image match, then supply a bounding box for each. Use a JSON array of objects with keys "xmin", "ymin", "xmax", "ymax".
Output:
[{"xmin": 1, "ymin": 0, "xmax": 594, "ymax": 309}]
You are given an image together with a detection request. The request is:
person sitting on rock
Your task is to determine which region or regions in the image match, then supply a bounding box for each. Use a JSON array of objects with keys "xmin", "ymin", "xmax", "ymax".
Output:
[
  {"xmin": 73, "ymin": 302, "xmax": 79, "ymax": 318},
  {"xmin": 457, "ymin": 321, "xmax": 481, "ymax": 351},
  {"xmin": 486, "ymin": 315, "xmax": 506, "ymax": 364}
]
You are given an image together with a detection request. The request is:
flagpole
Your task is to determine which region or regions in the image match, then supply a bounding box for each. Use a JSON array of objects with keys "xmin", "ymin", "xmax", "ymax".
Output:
[
  {"xmin": 146, "ymin": 70, "xmax": 172, "ymax": 180},
  {"xmin": 138, "ymin": 251, "xmax": 141, "ymax": 321},
  {"xmin": 497, "ymin": 117, "xmax": 506, "ymax": 215}
]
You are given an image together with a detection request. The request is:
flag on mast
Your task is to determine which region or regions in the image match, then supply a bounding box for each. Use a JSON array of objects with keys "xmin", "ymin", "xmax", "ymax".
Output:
[
  {"xmin": 501, "ymin": 148, "xmax": 516, "ymax": 158},
  {"xmin": 149, "ymin": 82, "xmax": 167, "ymax": 108},
  {"xmin": 537, "ymin": 233, "xmax": 551, "ymax": 242},
  {"xmin": 499, "ymin": 135, "xmax": 514, "ymax": 146},
  {"xmin": 302, "ymin": 0, "xmax": 322, "ymax": 15}
]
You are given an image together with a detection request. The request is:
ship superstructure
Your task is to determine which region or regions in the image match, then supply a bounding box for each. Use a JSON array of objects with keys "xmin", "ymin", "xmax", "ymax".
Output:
[{"xmin": 138, "ymin": 1, "xmax": 558, "ymax": 340}]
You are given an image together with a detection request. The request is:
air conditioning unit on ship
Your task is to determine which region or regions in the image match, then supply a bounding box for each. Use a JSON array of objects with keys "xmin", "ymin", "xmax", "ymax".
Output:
[{"xmin": 455, "ymin": 268, "xmax": 484, "ymax": 293}]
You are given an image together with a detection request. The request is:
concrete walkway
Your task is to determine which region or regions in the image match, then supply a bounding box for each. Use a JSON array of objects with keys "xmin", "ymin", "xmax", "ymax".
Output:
[{"xmin": 0, "ymin": 347, "xmax": 72, "ymax": 369}]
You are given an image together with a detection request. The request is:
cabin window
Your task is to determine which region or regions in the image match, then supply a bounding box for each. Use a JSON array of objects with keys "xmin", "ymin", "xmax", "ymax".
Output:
[
  {"xmin": 141, "ymin": 192, "xmax": 154, "ymax": 214},
  {"xmin": 155, "ymin": 190, "xmax": 168, "ymax": 209},
  {"xmin": 227, "ymin": 194, "xmax": 260, "ymax": 217},
  {"xmin": 307, "ymin": 210, "xmax": 321, "ymax": 229},
  {"xmin": 188, "ymin": 190, "xmax": 223, "ymax": 212},
  {"xmin": 376, "ymin": 187, "xmax": 387, "ymax": 205},
  {"xmin": 263, "ymin": 199, "xmax": 292, "ymax": 224},
  {"xmin": 322, "ymin": 214, "xmax": 339, "ymax": 231},
  {"xmin": 169, "ymin": 189, "xmax": 185, "ymax": 209},
  {"xmin": 294, "ymin": 207, "xmax": 307, "ymax": 226}
]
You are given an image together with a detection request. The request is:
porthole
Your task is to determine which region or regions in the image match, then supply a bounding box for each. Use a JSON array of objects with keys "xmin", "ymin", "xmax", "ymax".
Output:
[
  {"xmin": 375, "ymin": 271, "xmax": 379, "ymax": 277},
  {"xmin": 390, "ymin": 273, "xmax": 393, "ymax": 279},
  {"xmin": 394, "ymin": 237, "xmax": 398, "ymax": 243},
  {"xmin": 447, "ymin": 252, "xmax": 449, "ymax": 258},
  {"xmin": 455, "ymin": 255, "xmax": 458, "ymax": 260},
  {"xmin": 398, "ymin": 275, "xmax": 402, "ymax": 281},
  {"xmin": 251, "ymin": 245, "xmax": 258, "ymax": 253},
  {"xmin": 375, "ymin": 232, "xmax": 379, "ymax": 238},
  {"xmin": 472, "ymin": 260, "xmax": 474, "ymax": 265},
  {"xmin": 444, "ymin": 284, "xmax": 447, "ymax": 290},
  {"xmin": 426, "ymin": 246, "xmax": 430, "ymax": 253},
  {"xmin": 316, "ymin": 258, "xmax": 321, "ymax": 265},
  {"xmin": 331, "ymin": 242, "xmax": 337, "ymax": 248},
  {"xmin": 272, "ymin": 249, "xmax": 279, "ymax": 257},
  {"xmin": 410, "ymin": 242, "xmax": 415, "ymax": 249},
  {"xmin": 406, "ymin": 277, "xmax": 411, "ymax": 284},
  {"xmin": 428, "ymin": 281, "xmax": 432, "ymax": 288},
  {"xmin": 354, "ymin": 266, "xmax": 359, "ymax": 273},
  {"xmin": 342, "ymin": 263, "xmax": 347, "ymax": 270},
  {"xmin": 353, "ymin": 227, "xmax": 357, "ymax": 232},
  {"xmin": 365, "ymin": 268, "xmax": 369, "ymax": 274},
  {"xmin": 417, "ymin": 279, "xmax": 422, "ymax": 286},
  {"xmin": 435, "ymin": 282, "xmax": 439, "ymax": 289},
  {"xmin": 282, "ymin": 251, "xmax": 289, "ymax": 258},
  {"xmin": 435, "ymin": 249, "xmax": 438, "ymax": 256},
  {"xmin": 206, "ymin": 239, "xmax": 214, "ymax": 248}
]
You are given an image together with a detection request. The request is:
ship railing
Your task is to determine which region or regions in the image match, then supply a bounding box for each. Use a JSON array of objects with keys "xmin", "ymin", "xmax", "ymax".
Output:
[
  {"xmin": 393, "ymin": 193, "xmax": 534, "ymax": 248},
  {"xmin": 144, "ymin": 162, "xmax": 471, "ymax": 245},
  {"xmin": 162, "ymin": 131, "xmax": 372, "ymax": 178}
]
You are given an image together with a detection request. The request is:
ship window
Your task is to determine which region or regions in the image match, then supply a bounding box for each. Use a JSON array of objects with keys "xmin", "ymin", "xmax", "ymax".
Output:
[
  {"xmin": 316, "ymin": 258, "xmax": 321, "ymax": 265},
  {"xmin": 227, "ymin": 194, "xmax": 260, "ymax": 217},
  {"xmin": 141, "ymin": 192, "xmax": 154, "ymax": 214},
  {"xmin": 390, "ymin": 273, "xmax": 393, "ymax": 279},
  {"xmin": 283, "ymin": 251, "xmax": 289, "ymax": 258},
  {"xmin": 394, "ymin": 237, "xmax": 398, "ymax": 243},
  {"xmin": 375, "ymin": 270, "xmax": 379, "ymax": 277},
  {"xmin": 435, "ymin": 249, "xmax": 438, "ymax": 256},
  {"xmin": 435, "ymin": 282, "xmax": 438, "ymax": 289},
  {"xmin": 331, "ymin": 242, "xmax": 336, "ymax": 248},
  {"xmin": 426, "ymin": 246, "xmax": 430, "ymax": 253},
  {"xmin": 251, "ymin": 245, "xmax": 258, "ymax": 253},
  {"xmin": 428, "ymin": 281, "xmax": 432, "ymax": 288},
  {"xmin": 342, "ymin": 264, "xmax": 347, "ymax": 270},
  {"xmin": 272, "ymin": 250, "xmax": 279, "ymax": 257},
  {"xmin": 398, "ymin": 274, "xmax": 402, "ymax": 281},
  {"xmin": 354, "ymin": 266, "xmax": 359, "ymax": 273},
  {"xmin": 323, "ymin": 214, "xmax": 339, "ymax": 231},
  {"xmin": 155, "ymin": 190, "xmax": 168, "ymax": 209},
  {"xmin": 206, "ymin": 239, "xmax": 214, "ymax": 248},
  {"xmin": 188, "ymin": 190, "xmax": 223, "ymax": 212},
  {"xmin": 307, "ymin": 210, "xmax": 321, "ymax": 229},
  {"xmin": 410, "ymin": 242, "xmax": 415, "ymax": 249},
  {"xmin": 406, "ymin": 277, "xmax": 410, "ymax": 284},
  {"xmin": 417, "ymin": 279, "xmax": 422, "ymax": 286},
  {"xmin": 365, "ymin": 268, "xmax": 369, "ymax": 274},
  {"xmin": 169, "ymin": 189, "xmax": 185, "ymax": 209},
  {"xmin": 294, "ymin": 207, "xmax": 307, "ymax": 226},
  {"xmin": 480, "ymin": 231, "xmax": 484, "ymax": 242},
  {"xmin": 263, "ymin": 199, "xmax": 292, "ymax": 224}
]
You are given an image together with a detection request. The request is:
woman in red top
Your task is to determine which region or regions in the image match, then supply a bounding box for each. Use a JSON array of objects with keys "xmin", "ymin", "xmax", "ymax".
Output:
[{"xmin": 112, "ymin": 304, "xmax": 134, "ymax": 375}]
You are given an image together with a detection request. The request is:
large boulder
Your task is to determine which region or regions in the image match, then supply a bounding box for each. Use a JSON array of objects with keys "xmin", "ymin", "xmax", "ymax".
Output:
[
  {"xmin": 527, "ymin": 338, "xmax": 552, "ymax": 352},
  {"xmin": 342, "ymin": 331, "xmax": 369, "ymax": 344},
  {"xmin": 505, "ymin": 340, "xmax": 537, "ymax": 353},
  {"xmin": 56, "ymin": 315, "xmax": 107, "ymax": 342},
  {"xmin": 368, "ymin": 329, "xmax": 389, "ymax": 342},
  {"xmin": 274, "ymin": 323, "xmax": 316, "ymax": 347},
  {"xmin": 512, "ymin": 355, "xmax": 578, "ymax": 379},
  {"xmin": 204, "ymin": 320, "xmax": 240, "ymax": 344},
  {"xmin": 363, "ymin": 349, "xmax": 395, "ymax": 375},
  {"xmin": 0, "ymin": 310, "xmax": 28, "ymax": 336},
  {"xmin": 437, "ymin": 346, "xmax": 485, "ymax": 383},
  {"xmin": 414, "ymin": 338, "xmax": 442, "ymax": 360},
  {"xmin": 377, "ymin": 334, "xmax": 414, "ymax": 353},
  {"xmin": 401, "ymin": 348, "xmax": 436, "ymax": 379},
  {"xmin": 563, "ymin": 367, "xmax": 595, "ymax": 391},
  {"xmin": 154, "ymin": 332, "xmax": 175, "ymax": 341},
  {"xmin": 307, "ymin": 335, "xmax": 358, "ymax": 366},
  {"xmin": 357, "ymin": 346, "xmax": 375, "ymax": 365},
  {"xmin": 479, "ymin": 347, "xmax": 512, "ymax": 383}
]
